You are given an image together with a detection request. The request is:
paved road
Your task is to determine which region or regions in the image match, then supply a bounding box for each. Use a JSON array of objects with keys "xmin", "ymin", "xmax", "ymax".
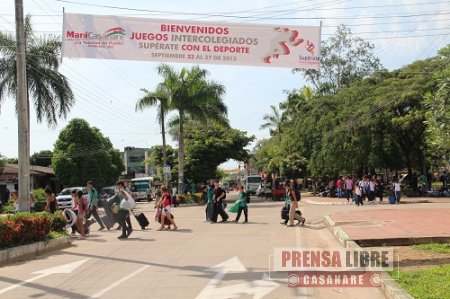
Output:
[{"xmin": 0, "ymin": 193, "xmax": 385, "ymax": 299}]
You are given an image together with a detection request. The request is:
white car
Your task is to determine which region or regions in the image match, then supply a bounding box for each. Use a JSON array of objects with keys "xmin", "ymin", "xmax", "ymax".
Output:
[{"xmin": 56, "ymin": 187, "xmax": 88, "ymax": 210}]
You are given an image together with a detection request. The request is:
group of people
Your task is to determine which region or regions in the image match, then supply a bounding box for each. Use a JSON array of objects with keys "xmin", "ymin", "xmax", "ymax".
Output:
[
  {"xmin": 314, "ymin": 175, "xmax": 403, "ymax": 205},
  {"xmin": 203, "ymin": 180, "xmax": 249, "ymax": 223},
  {"xmin": 7, "ymin": 186, "xmax": 55, "ymax": 213},
  {"xmin": 66, "ymin": 180, "xmax": 110, "ymax": 240}
]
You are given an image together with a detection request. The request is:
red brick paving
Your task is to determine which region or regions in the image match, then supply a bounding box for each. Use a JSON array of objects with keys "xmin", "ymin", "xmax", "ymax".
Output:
[
  {"xmin": 329, "ymin": 208, "xmax": 450, "ymax": 241},
  {"xmin": 303, "ymin": 194, "xmax": 449, "ymax": 204}
]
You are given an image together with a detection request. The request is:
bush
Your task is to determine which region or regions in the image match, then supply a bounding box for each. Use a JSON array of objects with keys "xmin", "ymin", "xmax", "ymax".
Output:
[
  {"xmin": 0, "ymin": 212, "xmax": 65, "ymax": 249},
  {"xmin": 50, "ymin": 210, "xmax": 66, "ymax": 232},
  {"xmin": 176, "ymin": 194, "xmax": 202, "ymax": 204},
  {"xmin": 32, "ymin": 188, "xmax": 47, "ymax": 212}
]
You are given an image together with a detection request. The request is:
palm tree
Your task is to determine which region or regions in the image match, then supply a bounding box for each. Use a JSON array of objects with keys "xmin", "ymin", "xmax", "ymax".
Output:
[
  {"xmin": 136, "ymin": 86, "xmax": 170, "ymax": 178},
  {"xmin": 0, "ymin": 15, "xmax": 74, "ymax": 125},
  {"xmin": 154, "ymin": 64, "xmax": 227, "ymax": 192},
  {"xmin": 260, "ymin": 105, "xmax": 284, "ymax": 143}
]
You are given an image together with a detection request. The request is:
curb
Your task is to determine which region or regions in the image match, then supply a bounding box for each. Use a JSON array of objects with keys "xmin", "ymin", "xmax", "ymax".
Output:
[
  {"xmin": 323, "ymin": 214, "xmax": 413, "ymax": 299},
  {"xmin": 0, "ymin": 236, "xmax": 72, "ymax": 267},
  {"xmin": 305, "ymin": 198, "xmax": 432, "ymax": 206},
  {"xmin": 303, "ymin": 198, "xmax": 349, "ymax": 206}
]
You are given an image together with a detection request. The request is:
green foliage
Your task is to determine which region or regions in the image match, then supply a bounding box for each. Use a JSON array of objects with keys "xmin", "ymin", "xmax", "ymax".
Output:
[
  {"xmin": 0, "ymin": 212, "xmax": 51, "ymax": 249},
  {"xmin": 0, "ymin": 15, "xmax": 74, "ymax": 126},
  {"xmin": 296, "ymin": 25, "xmax": 382, "ymax": 96},
  {"xmin": 253, "ymin": 45, "xmax": 449, "ymax": 178},
  {"xmin": 389, "ymin": 264, "xmax": 450, "ymax": 299},
  {"xmin": 146, "ymin": 145, "xmax": 178, "ymax": 183},
  {"xmin": 49, "ymin": 210, "xmax": 66, "ymax": 232},
  {"xmin": 183, "ymin": 121, "xmax": 255, "ymax": 182},
  {"xmin": 3, "ymin": 157, "xmax": 18, "ymax": 164},
  {"xmin": 154, "ymin": 64, "xmax": 228, "ymax": 190},
  {"xmin": 52, "ymin": 118, "xmax": 125, "ymax": 187},
  {"xmin": 424, "ymin": 45, "xmax": 450, "ymax": 156},
  {"xmin": 30, "ymin": 150, "xmax": 53, "ymax": 167},
  {"xmin": 32, "ymin": 188, "xmax": 47, "ymax": 212},
  {"xmin": 413, "ymin": 243, "xmax": 450, "ymax": 254},
  {"xmin": 0, "ymin": 155, "xmax": 4, "ymax": 173}
]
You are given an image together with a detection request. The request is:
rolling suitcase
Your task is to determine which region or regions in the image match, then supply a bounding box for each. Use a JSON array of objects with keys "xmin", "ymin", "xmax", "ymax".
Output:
[
  {"xmin": 134, "ymin": 212, "xmax": 149, "ymax": 229},
  {"xmin": 101, "ymin": 214, "xmax": 114, "ymax": 230},
  {"xmin": 206, "ymin": 201, "xmax": 215, "ymax": 221},
  {"xmin": 281, "ymin": 205, "xmax": 289, "ymax": 220},
  {"xmin": 388, "ymin": 195, "xmax": 396, "ymax": 204}
]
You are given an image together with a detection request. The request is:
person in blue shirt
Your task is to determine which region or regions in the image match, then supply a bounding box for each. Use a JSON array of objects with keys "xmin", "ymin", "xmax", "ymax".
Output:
[
  {"xmin": 234, "ymin": 186, "xmax": 248, "ymax": 223},
  {"xmin": 86, "ymin": 181, "xmax": 106, "ymax": 231}
]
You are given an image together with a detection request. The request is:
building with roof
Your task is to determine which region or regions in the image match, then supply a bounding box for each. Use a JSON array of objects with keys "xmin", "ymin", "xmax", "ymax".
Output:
[{"xmin": 0, "ymin": 164, "xmax": 57, "ymax": 204}]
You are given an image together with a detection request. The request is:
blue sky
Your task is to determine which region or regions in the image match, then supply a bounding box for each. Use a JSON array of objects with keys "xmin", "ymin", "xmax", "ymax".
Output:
[{"xmin": 0, "ymin": 0, "xmax": 449, "ymax": 169}]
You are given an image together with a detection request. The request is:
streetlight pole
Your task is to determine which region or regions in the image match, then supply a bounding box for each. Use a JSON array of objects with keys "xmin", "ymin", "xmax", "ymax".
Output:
[{"xmin": 15, "ymin": 0, "xmax": 30, "ymax": 212}]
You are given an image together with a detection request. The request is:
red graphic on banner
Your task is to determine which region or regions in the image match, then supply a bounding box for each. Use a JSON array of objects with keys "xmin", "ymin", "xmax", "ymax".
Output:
[{"xmin": 264, "ymin": 27, "xmax": 304, "ymax": 63}]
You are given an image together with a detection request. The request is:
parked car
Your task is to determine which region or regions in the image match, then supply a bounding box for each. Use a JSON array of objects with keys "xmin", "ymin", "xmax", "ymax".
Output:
[{"xmin": 56, "ymin": 187, "xmax": 88, "ymax": 210}]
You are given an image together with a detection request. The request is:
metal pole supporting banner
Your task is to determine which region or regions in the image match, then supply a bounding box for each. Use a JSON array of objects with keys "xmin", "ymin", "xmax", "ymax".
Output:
[{"xmin": 15, "ymin": 0, "xmax": 31, "ymax": 212}]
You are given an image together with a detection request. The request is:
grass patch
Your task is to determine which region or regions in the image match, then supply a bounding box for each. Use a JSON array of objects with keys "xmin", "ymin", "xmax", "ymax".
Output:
[
  {"xmin": 389, "ymin": 264, "xmax": 450, "ymax": 299},
  {"xmin": 413, "ymin": 243, "xmax": 450, "ymax": 254},
  {"xmin": 46, "ymin": 231, "xmax": 67, "ymax": 240}
]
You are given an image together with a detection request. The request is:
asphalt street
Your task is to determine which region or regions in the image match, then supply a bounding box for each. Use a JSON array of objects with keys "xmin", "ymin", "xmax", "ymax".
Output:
[{"xmin": 0, "ymin": 192, "xmax": 385, "ymax": 299}]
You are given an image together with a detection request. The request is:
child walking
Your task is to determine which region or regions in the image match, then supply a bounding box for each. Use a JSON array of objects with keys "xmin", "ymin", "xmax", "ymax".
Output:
[{"xmin": 158, "ymin": 186, "xmax": 178, "ymax": 231}]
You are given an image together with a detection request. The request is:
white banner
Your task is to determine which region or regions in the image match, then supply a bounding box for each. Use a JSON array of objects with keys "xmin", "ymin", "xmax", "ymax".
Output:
[{"xmin": 62, "ymin": 13, "xmax": 321, "ymax": 69}]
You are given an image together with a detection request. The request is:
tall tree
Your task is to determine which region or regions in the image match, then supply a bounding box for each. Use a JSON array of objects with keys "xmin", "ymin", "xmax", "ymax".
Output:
[
  {"xmin": 296, "ymin": 25, "xmax": 382, "ymax": 96},
  {"xmin": 181, "ymin": 120, "xmax": 254, "ymax": 182},
  {"xmin": 136, "ymin": 86, "xmax": 170, "ymax": 178},
  {"xmin": 52, "ymin": 118, "xmax": 124, "ymax": 187},
  {"xmin": 30, "ymin": 150, "xmax": 53, "ymax": 167},
  {"xmin": 0, "ymin": 15, "xmax": 74, "ymax": 125},
  {"xmin": 153, "ymin": 64, "xmax": 227, "ymax": 191},
  {"xmin": 146, "ymin": 145, "xmax": 178, "ymax": 182},
  {"xmin": 424, "ymin": 45, "xmax": 450, "ymax": 156},
  {"xmin": 260, "ymin": 105, "xmax": 284, "ymax": 143}
]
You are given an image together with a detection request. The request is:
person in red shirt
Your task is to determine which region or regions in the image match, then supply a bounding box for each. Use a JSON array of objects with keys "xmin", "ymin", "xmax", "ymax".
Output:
[
  {"xmin": 158, "ymin": 186, "xmax": 178, "ymax": 231},
  {"xmin": 336, "ymin": 177, "xmax": 343, "ymax": 198}
]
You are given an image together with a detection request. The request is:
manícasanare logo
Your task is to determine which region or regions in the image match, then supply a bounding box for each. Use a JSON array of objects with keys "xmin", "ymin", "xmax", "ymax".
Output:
[
  {"xmin": 104, "ymin": 27, "xmax": 126, "ymax": 37},
  {"xmin": 66, "ymin": 26, "xmax": 126, "ymax": 40}
]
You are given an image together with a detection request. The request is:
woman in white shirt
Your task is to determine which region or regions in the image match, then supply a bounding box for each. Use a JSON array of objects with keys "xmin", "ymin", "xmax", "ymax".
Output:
[
  {"xmin": 392, "ymin": 178, "xmax": 401, "ymax": 204},
  {"xmin": 354, "ymin": 180, "xmax": 363, "ymax": 206}
]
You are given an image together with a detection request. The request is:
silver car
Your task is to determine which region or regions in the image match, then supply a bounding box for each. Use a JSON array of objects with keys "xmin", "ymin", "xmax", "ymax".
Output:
[{"xmin": 56, "ymin": 187, "xmax": 88, "ymax": 210}]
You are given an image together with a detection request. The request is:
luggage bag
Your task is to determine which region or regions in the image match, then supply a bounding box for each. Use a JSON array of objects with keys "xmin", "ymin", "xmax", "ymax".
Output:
[
  {"xmin": 134, "ymin": 212, "xmax": 150, "ymax": 229},
  {"xmin": 389, "ymin": 195, "xmax": 396, "ymax": 204}
]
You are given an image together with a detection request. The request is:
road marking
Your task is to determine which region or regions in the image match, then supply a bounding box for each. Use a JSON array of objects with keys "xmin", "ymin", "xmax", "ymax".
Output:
[
  {"xmin": 0, "ymin": 259, "xmax": 89, "ymax": 295},
  {"xmin": 196, "ymin": 257, "xmax": 278, "ymax": 299},
  {"xmin": 296, "ymin": 226, "xmax": 311, "ymax": 298},
  {"xmin": 90, "ymin": 265, "xmax": 150, "ymax": 298}
]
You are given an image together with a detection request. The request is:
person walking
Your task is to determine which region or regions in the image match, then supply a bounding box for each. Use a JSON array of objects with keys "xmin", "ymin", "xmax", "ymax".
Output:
[
  {"xmin": 354, "ymin": 179, "xmax": 363, "ymax": 206},
  {"xmin": 116, "ymin": 181, "xmax": 135, "ymax": 239},
  {"xmin": 211, "ymin": 180, "xmax": 228, "ymax": 223},
  {"xmin": 75, "ymin": 190, "xmax": 87, "ymax": 240},
  {"xmin": 157, "ymin": 186, "xmax": 177, "ymax": 231},
  {"xmin": 86, "ymin": 181, "xmax": 106, "ymax": 231},
  {"xmin": 285, "ymin": 180, "xmax": 299, "ymax": 227},
  {"xmin": 44, "ymin": 186, "xmax": 57, "ymax": 213},
  {"xmin": 345, "ymin": 176, "xmax": 354, "ymax": 203},
  {"xmin": 204, "ymin": 184, "xmax": 214, "ymax": 222},
  {"xmin": 392, "ymin": 177, "xmax": 402, "ymax": 204},
  {"xmin": 376, "ymin": 175, "xmax": 384, "ymax": 202},
  {"xmin": 234, "ymin": 186, "xmax": 248, "ymax": 223}
]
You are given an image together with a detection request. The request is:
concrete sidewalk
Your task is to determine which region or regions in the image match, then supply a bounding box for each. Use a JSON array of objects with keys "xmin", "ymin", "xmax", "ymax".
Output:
[
  {"xmin": 303, "ymin": 194, "xmax": 449, "ymax": 205},
  {"xmin": 324, "ymin": 208, "xmax": 450, "ymax": 246}
]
